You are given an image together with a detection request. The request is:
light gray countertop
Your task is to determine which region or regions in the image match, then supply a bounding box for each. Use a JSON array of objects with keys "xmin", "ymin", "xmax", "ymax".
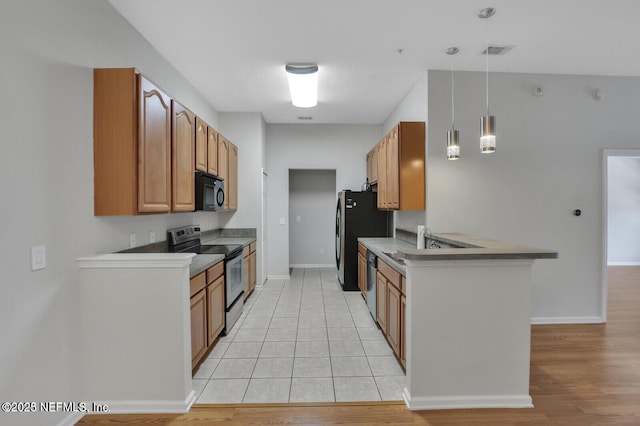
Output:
[
  {"xmin": 201, "ymin": 236, "xmax": 256, "ymax": 246},
  {"xmin": 359, "ymin": 233, "xmax": 558, "ymax": 274}
]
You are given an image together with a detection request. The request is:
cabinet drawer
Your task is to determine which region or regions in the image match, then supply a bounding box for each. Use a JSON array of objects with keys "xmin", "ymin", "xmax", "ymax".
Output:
[
  {"xmin": 206, "ymin": 261, "xmax": 224, "ymax": 284},
  {"xmin": 358, "ymin": 242, "xmax": 367, "ymax": 257},
  {"xmin": 250, "ymin": 241, "xmax": 256, "ymax": 253},
  {"xmin": 378, "ymin": 259, "xmax": 401, "ymax": 291},
  {"xmin": 190, "ymin": 272, "xmax": 206, "ymax": 298},
  {"xmin": 243, "ymin": 245, "xmax": 250, "ymax": 258}
]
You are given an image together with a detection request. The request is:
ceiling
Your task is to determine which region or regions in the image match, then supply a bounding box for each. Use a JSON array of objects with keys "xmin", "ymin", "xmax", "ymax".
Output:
[{"xmin": 108, "ymin": 0, "xmax": 640, "ymax": 124}]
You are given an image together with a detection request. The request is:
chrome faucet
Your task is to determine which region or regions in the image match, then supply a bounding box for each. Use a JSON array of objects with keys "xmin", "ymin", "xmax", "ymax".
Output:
[{"xmin": 426, "ymin": 228, "xmax": 441, "ymax": 248}]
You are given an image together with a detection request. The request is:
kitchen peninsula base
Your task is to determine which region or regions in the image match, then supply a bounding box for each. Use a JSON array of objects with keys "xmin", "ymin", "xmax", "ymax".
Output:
[
  {"xmin": 403, "ymin": 258, "xmax": 536, "ymax": 410},
  {"xmin": 77, "ymin": 253, "xmax": 196, "ymax": 414}
]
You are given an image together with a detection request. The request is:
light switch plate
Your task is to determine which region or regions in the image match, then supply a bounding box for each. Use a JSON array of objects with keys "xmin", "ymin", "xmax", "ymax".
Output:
[
  {"xmin": 149, "ymin": 231, "xmax": 155, "ymax": 243},
  {"xmin": 129, "ymin": 233, "xmax": 136, "ymax": 248},
  {"xmin": 31, "ymin": 245, "xmax": 46, "ymax": 271},
  {"xmin": 279, "ymin": 217, "xmax": 286, "ymax": 225}
]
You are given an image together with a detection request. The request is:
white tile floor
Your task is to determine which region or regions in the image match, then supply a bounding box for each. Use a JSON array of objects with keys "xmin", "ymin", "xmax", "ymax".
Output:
[{"xmin": 193, "ymin": 267, "xmax": 406, "ymax": 404}]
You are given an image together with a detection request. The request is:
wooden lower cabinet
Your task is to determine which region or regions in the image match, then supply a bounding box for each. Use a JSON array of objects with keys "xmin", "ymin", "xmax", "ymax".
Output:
[
  {"xmin": 376, "ymin": 271, "xmax": 387, "ymax": 332},
  {"xmin": 387, "ymin": 282, "xmax": 401, "ymax": 357},
  {"xmin": 400, "ymin": 293, "xmax": 406, "ymax": 369},
  {"xmin": 358, "ymin": 251, "xmax": 367, "ymax": 301},
  {"xmin": 243, "ymin": 242, "xmax": 257, "ymax": 300},
  {"xmin": 190, "ymin": 288, "xmax": 207, "ymax": 367},
  {"xmin": 375, "ymin": 258, "xmax": 406, "ymax": 369},
  {"xmin": 191, "ymin": 261, "xmax": 225, "ymax": 370},
  {"xmin": 207, "ymin": 275, "xmax": 225, "ymax": 346}
]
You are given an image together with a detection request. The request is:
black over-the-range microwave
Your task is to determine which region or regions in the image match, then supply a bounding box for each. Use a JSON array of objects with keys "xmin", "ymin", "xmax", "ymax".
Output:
[{"xmin": 195, "ymin": 171, "xmax": 224, "ymax": 211}]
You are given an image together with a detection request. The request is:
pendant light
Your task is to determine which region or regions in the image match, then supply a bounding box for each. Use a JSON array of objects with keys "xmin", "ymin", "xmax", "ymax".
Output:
[
  {"xmin": 446, "ymin": 47, "xmax": 460, "ymax": 160},
  {"xmin": 479, "ymin": 7, "xmax": 496, "ymax": 153}
]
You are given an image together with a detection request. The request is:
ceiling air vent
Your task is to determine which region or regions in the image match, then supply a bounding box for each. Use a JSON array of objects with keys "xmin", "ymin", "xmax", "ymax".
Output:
[
  {"xmin": 482, "ymin": 45, "xmax": 514, "ymax": 55},
  {"xmin": 298, "ymin": 116, "xmax": 313, "ymax": 120}
]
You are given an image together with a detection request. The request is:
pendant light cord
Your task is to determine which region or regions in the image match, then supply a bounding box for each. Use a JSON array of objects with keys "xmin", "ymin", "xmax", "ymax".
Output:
[
  {"xmin": 451, "ymin": 55, "xmax": 455, "ymax": 129},
  {"xmin": 485, "ymin": 18, "xmax": 490, "ymax": 115}
]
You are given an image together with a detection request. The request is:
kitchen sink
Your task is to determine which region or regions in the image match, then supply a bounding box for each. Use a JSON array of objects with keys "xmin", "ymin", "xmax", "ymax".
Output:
[{"xmin": 383, "ymin": 252, "xmax": 406, "ymax": 265}]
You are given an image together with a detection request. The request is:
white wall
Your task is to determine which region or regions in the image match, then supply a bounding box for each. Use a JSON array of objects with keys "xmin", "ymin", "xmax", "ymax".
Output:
[
  {"xmin": 218, "ymin": 112, "xmax": 266, "ymax": 284},
  {"xmin": 265, "ymin": 124, "xmax": 382, "ymax": 277},
  {"xmin": 427, "ymin": 70, "xmax": 640, "ymax": 322},
  {"xmin": 383, "ymin": 74, "xmax": 429, "ymax": 232},
  {"xmin": 289, "ymin": 170, "xmax": 337, "ymax": 267},
  {"xmin": 0, "ymin": 1, "xmax": 223, "ymax": 424},
  {"xmin": 608, "ymin": 156, "xmax": 640, "ymax": 264}
]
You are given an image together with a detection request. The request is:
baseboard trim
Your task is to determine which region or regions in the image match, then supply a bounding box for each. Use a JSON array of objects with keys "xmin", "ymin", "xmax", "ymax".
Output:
[
  {"xmin": 57, "ymin": 412, "xmax": 85, "ymax": 426},
  {"xmin": 402, "ymin": 388, "xmax": 533, "ymax": 410},
  {"xmin": 289, "ymin": 264, "xmax": 335, "ymax": 268},
  {"xmin": 267, "ymin": 274, "xmax": 290, "ymax": 280},
  {"xmin": 531, "ymin": 316, "xmax": 604, "ymax": 325},
  {"xmin": 82, "ymin": 391, "xmax": 196, "ymax": 415},
  {"xmin": 607, "ymin": 261, "xmax": 640, "ymax": 266}
]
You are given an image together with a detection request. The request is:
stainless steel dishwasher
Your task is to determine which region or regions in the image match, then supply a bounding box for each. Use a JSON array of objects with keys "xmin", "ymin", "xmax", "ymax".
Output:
[{"xmin": 366, "ymin": 250, "xmax": 377, "ymax": 318}]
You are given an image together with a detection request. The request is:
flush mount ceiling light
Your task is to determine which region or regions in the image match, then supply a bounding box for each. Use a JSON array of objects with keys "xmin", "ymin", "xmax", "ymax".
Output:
[
  {"xmin": 479, "ymin": 7, "xmax": 497, "ymax": 154},
  {"xmin": 446, "ymin": 47, "xmax": 460, "ymax": 160},
  {"xmin": 285, "ymin": 64, "xmax": 318, "ymax": 108}
]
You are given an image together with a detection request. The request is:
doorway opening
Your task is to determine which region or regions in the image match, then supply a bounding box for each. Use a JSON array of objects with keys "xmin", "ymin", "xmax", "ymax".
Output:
[
  {"xmin": 602, "ymin": 149, "xmax": 640, "ymax": 321},
  {"xmin": 288, "ymin": 169, "xmax": 337, "ymax": 268}
]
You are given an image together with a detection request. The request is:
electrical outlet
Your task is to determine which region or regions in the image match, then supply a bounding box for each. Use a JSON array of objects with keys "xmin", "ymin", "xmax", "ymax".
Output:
[
  {"xmin": 320, "ymin": 248, "xmax": 324, "ymax": 254},
  {"xmin": 208, "ymin": 221, "xmax": 213, "ymax": 230},
  {"xmin": 296, "ymin": 216, "xmax": 301, "ymax": 222},
  {"xmin": 149, "ymin": 231, "xmax": 155, "ymax": 243},
  {"xmin": 129, "ymin": 233, "xmax": 136, "ymax": 248},
  {"xmin": 31, "ymin": 245, "xmax": 46, "ymax": 271}
]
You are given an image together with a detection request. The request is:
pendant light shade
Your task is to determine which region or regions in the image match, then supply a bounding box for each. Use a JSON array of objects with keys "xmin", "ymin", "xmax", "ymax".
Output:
[
  {"xmin": 447, "ymin": 129, "xmax": 460, "ymax": 160},
  {"xmin": 479, "ymin": 7, "xmax": 496, "ymax": 154},
  {"xmin": 480, "ymin": 115, "xmax": 496, "ymax": 153},
  {"xmin": 446, "ymin": 47, "xmax": 460, "ymax": 160}
]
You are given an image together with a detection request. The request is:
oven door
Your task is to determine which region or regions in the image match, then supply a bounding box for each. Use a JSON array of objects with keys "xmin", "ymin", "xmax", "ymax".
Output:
[{"xmin": 225, "ymin": 251, "xmax": 244, "ymax": 306}]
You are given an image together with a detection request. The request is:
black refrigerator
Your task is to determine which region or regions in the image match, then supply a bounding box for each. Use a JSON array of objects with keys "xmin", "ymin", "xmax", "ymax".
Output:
[{"xmin": 336, "ymin": 190, "xmax": 391, "ymax": 291}]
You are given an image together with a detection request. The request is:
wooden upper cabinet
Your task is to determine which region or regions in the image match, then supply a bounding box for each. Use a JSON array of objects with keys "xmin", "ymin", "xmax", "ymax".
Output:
[
  {"xmin": 195, "ymin": 117, "xmax": 208, "ymax": 172},
  {"xmin": 171, "ymin": 101, "xmax": 195, "ymax": 212},
  {"xmin": 372, "ymin": 122, "xmax": 425, "ymax": 211},
  {"xmin": 137, "ymin": 74, "xmax": 172, "ymax": 213},
  {"xmin": 218, "ymin": 135, "xmax": 229, "ymax": 210},
  {"xmin": 386, "ymin": 127, "xmax": 400, "ymax": 209},
  {"xmin": 207, "ymin": 126, "xmax": 218, "ymax": 176},
  {"xmin": 94, "ymin": 68, "xmax": 173, "ymax": 215},
  {"xmin": 228, "ymin": 142, "xmax": 238, "ymax": 210},
  {"xmin": 376, "ymin": 137, "xmax": 387, "ymax": 209}
]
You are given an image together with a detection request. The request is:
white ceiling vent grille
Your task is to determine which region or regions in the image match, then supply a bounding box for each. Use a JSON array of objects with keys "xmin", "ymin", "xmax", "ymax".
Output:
[
  {"xmin": 297, "ymin": 116, "xmax": 313, "ymax": 120},
  {"xmin": 482, "ymin": 45, "xmax": 514, "ymax": 55}
]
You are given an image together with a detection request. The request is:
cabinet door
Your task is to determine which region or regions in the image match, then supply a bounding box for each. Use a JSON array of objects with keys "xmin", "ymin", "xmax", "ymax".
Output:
[
  {"xmin": 190, "ymin": 289, "xmax": 207, "ymax": 368},
  {"xmin": 387, "ymin": 282, "xmax": 401, "ymax": 357},
  {"xmin": 207, "ymin": 276, "xmax": 225, "ymax": 346},
  {"xmin": 358, "ymin": 252, "xmax": 367, "ymax": 301},
  {"xmin": 243, "ymin": 254, "xmax": 250, "ymax": 300},
  {"xmin": 172, "ymin": 101, "xmax": 195, "ymax": 212},
  {"xmin": 137, "ymin": 74, "xmax": 172, "ymax": 213},
  {"xmin": 366, "ymin": 151, "xmax": 373, "ymax": 184},
  {"xmin": 195, "ymin": 117, "xmax": 208, "ymax": 172},
  {"xmin": 386, "ymin": 126, "xmax": 400, "ymax": 209},
  {"xmin": 371, "ymin": 147, "xmax": 378, "ymax": 184},
  {"xmin": 400, "ymin": 293, "xmax": 406, "ymax": 369},
  {"xmin": 217, "ymin": 136, "xmax": 229, "ymax": 210},
  {"xmin": 207, "ymin": 126, "xmax": 218, "ymax": 176},
  {"xmin": 376, "ymin": 138, "xmax": 387, "ymax": 209},
  {"xmin": 229, "ymin": 143, "xmax": 238, "ymax": 210},
  {"xmin": 250, "ymin": 250, "xmax": 257, "ymax": 290},
  {"xmin": 376, "ymin": 271, "xmax": 387, "ymax": 331}
]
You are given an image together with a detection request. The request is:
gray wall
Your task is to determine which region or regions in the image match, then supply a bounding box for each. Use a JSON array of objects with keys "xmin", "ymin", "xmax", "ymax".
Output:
[
  {"xmin": 289, "ymin": 170, "xmax": 337, "ymax": 267},
  {"xmin": 427, "ymin": 70, "xmax": 640, "ymax": 323},
  {"xmin": 608, "ymin": 156, "xmax": 640, "ymax": 264},
  {"xmin": 265, "ymin": 124, "xmax": 382, "ymax": 278},
  {"xmin": 0, "ymin": 1, "xmax": 225, "ymax": 424}
]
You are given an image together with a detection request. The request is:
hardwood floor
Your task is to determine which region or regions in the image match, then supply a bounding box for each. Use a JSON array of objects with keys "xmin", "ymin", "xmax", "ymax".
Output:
[{"xmin": 78, "ymin": 267, "xmax": 640, "ymax": 425}]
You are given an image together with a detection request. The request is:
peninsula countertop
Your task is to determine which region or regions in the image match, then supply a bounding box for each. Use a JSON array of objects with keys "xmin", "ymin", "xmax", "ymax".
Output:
[{"xmin": 359, "ymin": 233, "xmax": 558, "ymax": 274}]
